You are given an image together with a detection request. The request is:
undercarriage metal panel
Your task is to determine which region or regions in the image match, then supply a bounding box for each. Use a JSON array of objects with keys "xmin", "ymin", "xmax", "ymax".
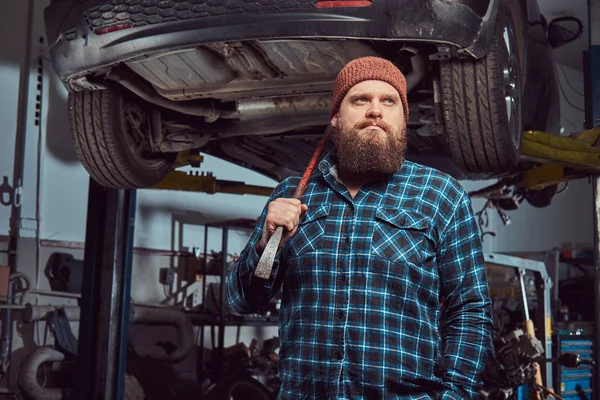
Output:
[{"xmin": 125, "ymin": 40, "xmax": 381, "ymax": 100}]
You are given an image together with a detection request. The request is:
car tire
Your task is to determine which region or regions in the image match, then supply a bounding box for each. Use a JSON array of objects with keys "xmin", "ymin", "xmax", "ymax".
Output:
[
  {"xmin": 440, "ymin": 0, "xmax": 526, "ymax": 174},
  {"xmin": 68, "ymin": 87, "xmax": 176, "ymax": 189}
]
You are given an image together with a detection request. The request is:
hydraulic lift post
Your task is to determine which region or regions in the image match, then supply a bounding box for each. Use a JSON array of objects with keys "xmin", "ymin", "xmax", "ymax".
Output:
[{"xmin": 74, "ymin": 179, "xmax": 136, "ymax": 400}]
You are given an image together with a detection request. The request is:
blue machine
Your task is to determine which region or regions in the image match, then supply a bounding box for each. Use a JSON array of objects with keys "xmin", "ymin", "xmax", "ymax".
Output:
[{"xmin": 553, "ymin": 332, "xmax": 594, "ymax": 399}]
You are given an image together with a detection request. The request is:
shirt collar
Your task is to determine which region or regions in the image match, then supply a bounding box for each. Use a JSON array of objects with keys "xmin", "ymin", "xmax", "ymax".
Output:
[
  {"xmin": 318, "ymin": 150, "xmax": 351, "ymax": 199},
  {"xmin": 318, "ymin": 150, "xmax": 337, "ymax": 176}
]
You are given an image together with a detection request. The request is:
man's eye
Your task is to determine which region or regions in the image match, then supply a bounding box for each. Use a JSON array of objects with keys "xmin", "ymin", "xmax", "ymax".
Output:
[
  {"xmin": 354, "ymin": 97, "xmax": 367, "ymax": 103},
  {"xmin": 383, "ymin": 98, "xmax": 395, "ymax": 105}
]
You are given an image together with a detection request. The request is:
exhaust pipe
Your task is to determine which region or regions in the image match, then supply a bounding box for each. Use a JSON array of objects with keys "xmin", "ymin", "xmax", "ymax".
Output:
[
  {"xmin": 108, "ymin": 50, "xmax": 427, "ymax": 126},
  {"xmin": 18, "ymin": 346, "xmax": 65, "ymax": 400},
  {"xmin": 105, "ymin": 69, "xmax": 238, "ymax": 122},
  {"xmin": 236, "ymin": 94, "xmax": 331, "ymax": 121},
  {"xmin": 235, "ymin": 50, "xmax": 428, "ymax": 122}
]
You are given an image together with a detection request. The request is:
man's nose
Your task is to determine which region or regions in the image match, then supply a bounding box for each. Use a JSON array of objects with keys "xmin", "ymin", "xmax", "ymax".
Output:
[{"xmin": 366, "ymin": 103, "xmax": 382, "ymax": 119}]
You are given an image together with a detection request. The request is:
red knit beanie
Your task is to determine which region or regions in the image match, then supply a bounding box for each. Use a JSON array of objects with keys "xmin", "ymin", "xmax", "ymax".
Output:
[{"xmin": 330, "ymin": 56, "xmax": 409, "ymax": 120}]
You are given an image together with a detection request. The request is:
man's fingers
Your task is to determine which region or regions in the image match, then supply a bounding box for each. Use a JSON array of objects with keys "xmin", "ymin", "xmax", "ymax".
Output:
[
  {"xmin": 276, "ymin": 198, "xmax": 302, "ymax": 206},
  {"xmin": 271, "ymin": 198, "xmax": 304, "ymax": 217},
  {"xmin": 262, "ymin": 199, "xmax": 308, "ymax": 250},
  {"xmin": 267, "ymin": 211, "xmax": 300, "ymax": 232},
  {"xmin": 268, "ymin": 201, "xmax": 305, "ymax": 224},
  {"xmin": 268, "ymin": 200, "xmax": 301, "ymax": 215},
  {"xmin": 285, "ymin": 219, "xmax": 295, "ymax": 232}
]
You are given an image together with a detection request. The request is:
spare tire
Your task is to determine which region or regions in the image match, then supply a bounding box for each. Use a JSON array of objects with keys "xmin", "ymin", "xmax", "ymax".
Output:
[
  {"xmin": 440, "ymin": 0, "xmax": 526, "ymax": 174},
  {"xmin": 68, "ymin": 87, "xmax": 176, "ymax": 189}
]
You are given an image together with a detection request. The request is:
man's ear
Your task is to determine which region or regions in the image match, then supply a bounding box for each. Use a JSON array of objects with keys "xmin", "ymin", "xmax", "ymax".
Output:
[{"xmin": 330, "ymin": 114, "xmax": 339, "ymax": 128}]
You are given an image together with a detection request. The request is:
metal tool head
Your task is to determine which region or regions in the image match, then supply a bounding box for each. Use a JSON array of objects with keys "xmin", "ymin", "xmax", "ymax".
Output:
[{"xmin": 253, "ymin": 226, "xmax": 283, "ymax": 280}]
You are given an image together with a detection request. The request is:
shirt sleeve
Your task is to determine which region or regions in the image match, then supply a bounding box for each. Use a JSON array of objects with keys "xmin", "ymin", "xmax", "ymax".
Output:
[
  {"xmin": 226, "ymin": 179, "xmax": 290, "ymax": 315},
  {"xmin": 437, "ymin": 190, "xmax": 494, "ymax": 399}
]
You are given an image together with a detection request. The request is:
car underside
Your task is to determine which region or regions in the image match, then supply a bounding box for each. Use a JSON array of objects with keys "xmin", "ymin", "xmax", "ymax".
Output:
[
  {"xmin": 113, "ymin": 39, "xmax": 458, "ymax": 180},
  {"xmin": 45, "ymin": 0, "xmax": 566, "ymax": 199}
]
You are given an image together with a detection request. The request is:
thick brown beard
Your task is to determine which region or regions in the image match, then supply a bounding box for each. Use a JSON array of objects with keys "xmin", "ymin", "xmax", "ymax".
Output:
[{"xmin": 333, "ymin": 118, "xmax": 408, "ymax": 176}]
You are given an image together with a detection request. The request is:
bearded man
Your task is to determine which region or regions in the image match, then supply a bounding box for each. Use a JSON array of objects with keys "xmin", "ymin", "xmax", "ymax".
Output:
[{"xmin": 227, "ymin": 56, "xmax": 493, "ymax": 399}]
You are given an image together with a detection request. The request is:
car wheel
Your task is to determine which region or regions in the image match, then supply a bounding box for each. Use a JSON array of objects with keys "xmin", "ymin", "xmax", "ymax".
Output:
[
  {"xmin": 440, "ymin": 0, "xmax": 525, "ymax": 174},
  {"xmin": 68, "ymin": 87, "xmax": 176, "ymax": 189}
]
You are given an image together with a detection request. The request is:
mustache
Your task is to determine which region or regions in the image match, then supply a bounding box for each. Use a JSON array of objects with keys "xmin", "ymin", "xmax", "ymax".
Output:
[{"xmin": 354, "ymin": 119, "xmax": 392, "ymax": 132}]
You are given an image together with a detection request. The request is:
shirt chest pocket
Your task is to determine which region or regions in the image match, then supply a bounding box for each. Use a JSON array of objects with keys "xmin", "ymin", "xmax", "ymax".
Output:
[
  {"xmin": 287, "ymin": 203, "xmax": 330, "ymax": 257},
  {"xmin": 371, "ymin": 208, "xmax": 430, "ymax": 265}
]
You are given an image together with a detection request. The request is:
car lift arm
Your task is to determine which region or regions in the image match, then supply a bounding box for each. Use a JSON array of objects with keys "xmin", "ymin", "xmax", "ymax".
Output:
[
  {"xmin": 521, "ymin": 128, "xmax": 600, "ymax": 189},
  {"xmin": 150, "ymin": 152, "xmax": 274, "ymax": 196},
  {"xmin": 152, "ymin": 170, "xmax": 274, "ymax": 197},
  {"xmin": 468, "ymin": 128, "xmax": 600, "ymax": 213}
]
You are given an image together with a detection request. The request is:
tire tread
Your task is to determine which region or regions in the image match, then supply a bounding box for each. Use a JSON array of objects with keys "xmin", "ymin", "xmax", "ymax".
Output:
[
  {"xmin": 440, "ymin": 2, "xmax": 523, "ymax": 174},
  {"xmin": 68, "ymin": 88, "xmax": 174, "ymax": 189}
]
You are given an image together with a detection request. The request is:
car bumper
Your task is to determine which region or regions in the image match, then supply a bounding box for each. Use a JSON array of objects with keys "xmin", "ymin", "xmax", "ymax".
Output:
[{"xmin": 44, "ymin": 0, "xmax": 499, "ymax": 86}]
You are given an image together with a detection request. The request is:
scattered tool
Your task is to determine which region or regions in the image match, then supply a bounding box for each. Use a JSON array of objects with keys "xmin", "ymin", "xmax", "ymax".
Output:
[{"xmin": 253, "ymin": 125, "xmax": 334, "ymax": 280}]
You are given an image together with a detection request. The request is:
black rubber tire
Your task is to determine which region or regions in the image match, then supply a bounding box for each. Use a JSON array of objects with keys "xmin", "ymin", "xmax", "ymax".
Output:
[
  {"xmin": 68, "ymin": 87, "xmax": 175, "ymax": 189},
  {"xmin": 440, "ymin": 0, "xmax": 526, "ymax": 174}
]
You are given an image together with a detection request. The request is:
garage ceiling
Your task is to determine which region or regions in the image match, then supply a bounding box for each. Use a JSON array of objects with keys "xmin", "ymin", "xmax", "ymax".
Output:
[{"xmin": 539, "ymin": 0, "xmax": 590, "ymax": 71}]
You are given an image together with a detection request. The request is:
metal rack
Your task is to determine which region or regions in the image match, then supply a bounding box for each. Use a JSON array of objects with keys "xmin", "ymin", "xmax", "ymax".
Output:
[{"xmin": 197, "ymin": 218, "xmax": 279, "ymax": 384}]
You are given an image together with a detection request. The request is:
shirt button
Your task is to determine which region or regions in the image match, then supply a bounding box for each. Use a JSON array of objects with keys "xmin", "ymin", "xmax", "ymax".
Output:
[
  {"xmin": 345, "ymin": 236, "xmax": 350, "ymax": 243},
  {"xmin": 335, "ymin": 351, "xmax": 343, "ymax": 360},
  {"xmin": 337, "ymin": 311, "xmax": 344, "ymax": 319},
  {"xmin": 340, "ymin": 274, "xmax": 346, "ymax": 281},
  {"xmin": 345, "ymin": 209, "xmax": 352, "ymax": 217}
]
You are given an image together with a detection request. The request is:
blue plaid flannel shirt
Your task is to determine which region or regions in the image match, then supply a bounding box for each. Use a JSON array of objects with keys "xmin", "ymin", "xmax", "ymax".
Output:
[{"xmin": 227, "ymin": 151, "xmax": 493, "ymax": 399}]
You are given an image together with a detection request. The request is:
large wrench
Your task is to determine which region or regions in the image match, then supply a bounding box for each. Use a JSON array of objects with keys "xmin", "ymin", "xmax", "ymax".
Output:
[{"xmin": 253, "ymin": 125, "xmax": 333, "ymax": 280}]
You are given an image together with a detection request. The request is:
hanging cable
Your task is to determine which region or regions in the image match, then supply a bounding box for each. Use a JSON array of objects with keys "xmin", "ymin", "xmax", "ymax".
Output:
[
  {"xmin": 558, "ymin": 64, "xmax": 585, "ymax": 98},
  {"xmin": 557, "ymin": 69, "xmax": 585, "ymax": 112},
  {"xmin": 562, "ymin": 116, "xmax": 582, "ymax": 133}
]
